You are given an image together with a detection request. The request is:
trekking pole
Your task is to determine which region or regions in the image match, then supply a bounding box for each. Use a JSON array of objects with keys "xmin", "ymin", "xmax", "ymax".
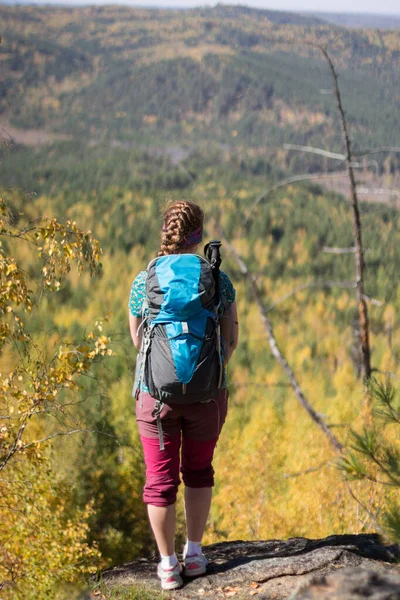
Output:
[
  {"xmin": 205, "ymin": 240, "xmax": 224, "ymax": 388},
  {"xmin": 204, "ymin": 240, "xmax": 222, "ymax": 306}
]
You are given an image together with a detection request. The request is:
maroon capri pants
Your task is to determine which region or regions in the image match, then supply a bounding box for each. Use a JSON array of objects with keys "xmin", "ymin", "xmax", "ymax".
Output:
[{"xmin": 135, "ymin": 389, "xmax": 228, "ymax": 507}]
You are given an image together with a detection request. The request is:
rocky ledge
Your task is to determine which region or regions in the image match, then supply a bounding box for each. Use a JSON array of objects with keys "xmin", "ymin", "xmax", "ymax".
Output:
[{"xmin": 101, "ymin": 534, "xmax": 400, "ymax": 599}]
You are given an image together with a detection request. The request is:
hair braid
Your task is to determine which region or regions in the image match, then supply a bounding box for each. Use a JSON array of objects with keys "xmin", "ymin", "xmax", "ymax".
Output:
[{"xmin": 159, "ymin": 201, "xmax": 204, "ymax": 256}]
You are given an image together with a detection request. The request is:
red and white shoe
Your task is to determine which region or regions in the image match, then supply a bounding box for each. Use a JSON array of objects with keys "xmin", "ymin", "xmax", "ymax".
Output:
[
  {"xmin": 183, "ymin": 552, "xmax": 208, "ymax": 577},
  {"xmin": 157, "ymin": 562, "xmax": 183, "ymax": 590}
]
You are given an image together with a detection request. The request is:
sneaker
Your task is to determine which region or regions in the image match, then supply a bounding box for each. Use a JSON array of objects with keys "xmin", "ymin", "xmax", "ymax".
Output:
[
  {"xmin": 157, "ymin": 562, "xmax": 183, "ymax": 590},
  {"xmin": 183, "ymin": 552, "xmax": 208, "ymax": 577}
]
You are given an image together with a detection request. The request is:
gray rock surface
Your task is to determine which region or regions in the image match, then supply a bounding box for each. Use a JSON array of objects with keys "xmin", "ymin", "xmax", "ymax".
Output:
[
  {"xmin": 291, "ymin": 567, "xmax": 400, "ymax": 599},
  {"xmin": 101, "ymin": 534, "xmax": 400, "ymax": 599}
]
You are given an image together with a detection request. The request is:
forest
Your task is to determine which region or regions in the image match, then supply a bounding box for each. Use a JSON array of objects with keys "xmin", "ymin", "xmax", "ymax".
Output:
[{"xmin": 1, "ymin": 4, "xmax": 400, "ymax": 599}]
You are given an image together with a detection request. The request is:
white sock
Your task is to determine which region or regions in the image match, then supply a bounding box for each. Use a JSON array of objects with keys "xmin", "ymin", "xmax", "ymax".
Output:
[
  {"xmin": 184, "ymin": 540, "xmax": 202, "ymax": 557},
  {"xmin": 160, "ymin": 553, "xmax": 178, "ymax": 569}
]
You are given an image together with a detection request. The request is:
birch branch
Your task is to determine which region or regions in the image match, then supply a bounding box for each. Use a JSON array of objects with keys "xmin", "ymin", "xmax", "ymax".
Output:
[
  {"xmin": 0, "ymin": 411, "xmax": 32, "ymax": 472},
  {"xmin": 357, "ymin": 187, "xmax": 400, "ymax": 198},
  {"xmin": 344, "ymin": 481, "xmax": 385, "ymax": 537},
  {"xmin": 322, "ymin": 247, "xmax": 356, "ymax": 254},
  {"xmin": 283, "ymin": 144, "xmax": 346, "ymax": 161},
  {"xmin": 245, "ymin": 163, "xmax": 371, "ymax": 224},
  {"xmin": 21, "ymin": 428, "xmax": 120, "ymax": 450},
  {"xmin": 245, "ymin": 170, "xmax": 350, "ymax": 223},
  {"xmin": 362, "ymin": 295, "xmax": 384, "ymax": 307},
  {"xmin": 283, "ymin": 461, "xmax": 331, "ymax": 478},
  {"xmin": 283, "ymin": 144, "xmax": 379, "ymax": 171}
]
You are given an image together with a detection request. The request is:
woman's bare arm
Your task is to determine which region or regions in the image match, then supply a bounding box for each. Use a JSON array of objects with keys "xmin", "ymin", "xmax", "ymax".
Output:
[
  {"xmin": 129, "ymin": 313, "xmax": 142, "ymax": 349},
  {"xmin": 220, "ymin": 301, "xmax": 239, "ymax": 365}
]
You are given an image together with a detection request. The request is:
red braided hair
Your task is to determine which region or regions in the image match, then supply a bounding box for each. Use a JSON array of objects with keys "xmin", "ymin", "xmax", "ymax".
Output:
[{"xmin": 159, "ymin": 201, "xmax": 204, "ymax": 256}]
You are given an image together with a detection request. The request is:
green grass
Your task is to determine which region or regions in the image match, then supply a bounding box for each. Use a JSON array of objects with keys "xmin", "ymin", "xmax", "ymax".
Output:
[{"xmin": 88, "ymin": 582, "xmax": 167, "ymax": 600}]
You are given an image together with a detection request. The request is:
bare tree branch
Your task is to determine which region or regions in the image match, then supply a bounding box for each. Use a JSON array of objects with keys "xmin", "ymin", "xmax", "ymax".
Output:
[
  {"xmin": 283, "ymin": 144, "xmax": 346, "ymax": 160},
  {"xmin": 362, "ymin": 295, "xmax": 384, "ymax": 307},
  {"xmin": 357, "ymin": 187, "xmax": 400, "ymax": 199},
  {"xmin": 245, "ymin": 163, "xmax": 372, "ymax": 224},
  {"xmin": 283, "ymin": 144, "xmax": 380, "ymax": 172},
  {"xmin": 373, "ymin": 370, "xmax": 400, "ymax": 381},
  {"xmin": 0, "ymin": 411, "xmax": 33, "ymax": 472},
  {"xmin": 322, "ymin": 247, "xmax": 356, "ymax": 254},
  {"xmin": 244, "ymin": 171, "xmax": 350, "ymax": 223},
  {"xmin": 282, "ymin": 461, "xmax": 331, "ymax": 478},
  {"xmin": 344, "ymin": 481, "xmax": 385, "ymax": 536},
  {"xmin": 21, "ymin": 428, "xmax": 121, "ymax": 450},
  {"xmin": 218, "ymin": 225, "xmax": 343, "ymax": 453}
]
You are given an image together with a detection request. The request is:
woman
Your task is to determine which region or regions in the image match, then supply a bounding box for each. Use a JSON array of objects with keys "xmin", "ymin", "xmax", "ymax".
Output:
[{"xmin": 128, "ymin": 200, "xmax": 239, "ymax": 590}]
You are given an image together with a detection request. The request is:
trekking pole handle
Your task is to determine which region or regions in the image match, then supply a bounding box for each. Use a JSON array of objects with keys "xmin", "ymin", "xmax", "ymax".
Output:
[
  {"xmin": 204, "ymin": 240, "xmax": 222, "ymax": 306},
  {"xmin": 204, "ymin": 240, "xmax": 222, "ymax": 269}
]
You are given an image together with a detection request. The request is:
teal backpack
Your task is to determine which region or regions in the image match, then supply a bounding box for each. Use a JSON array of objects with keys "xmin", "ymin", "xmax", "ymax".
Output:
[{"xmin": 135, "ymin": 243, "xmax": 224, "ymax": 448}]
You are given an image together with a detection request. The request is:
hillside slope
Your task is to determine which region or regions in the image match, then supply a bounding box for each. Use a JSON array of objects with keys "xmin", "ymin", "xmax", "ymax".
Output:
[
  {"xmin": 308, "ymin": 11, "xmax": 400, "ymax": 29},
  {"xmin": 1, "ymin": 4, "xmax": 399, "ymax": 156}
]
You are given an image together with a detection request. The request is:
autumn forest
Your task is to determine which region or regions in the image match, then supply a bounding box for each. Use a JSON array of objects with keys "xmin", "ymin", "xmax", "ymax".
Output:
[{"xmin": 1, "ymin": 4, "xmax": 400, "ymax": 598}]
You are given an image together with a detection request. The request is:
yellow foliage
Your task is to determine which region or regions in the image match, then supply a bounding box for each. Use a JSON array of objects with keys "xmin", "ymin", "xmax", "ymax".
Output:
[
  {"xmin": 143, "ymin": 114, "xmax": 158, "ymax": 124},
  {"xmin": 231, "ymin": 237, "xmax": 250, "ymax": 259},
  {"xmin": 379, "ymin": 349, "xmax": 396, "ymax": 373},
  {"xmin": 292, "ymin": 228, "xmax": 309, "ymax": 266},
  {"xmin": 295, "ymin": 345, "xmax": 312, "ymax": 367},
  {"xmin": 209, "ymin": 370, "xmax": 384, "ymax": 544},
  {"xmin": 332, "ymin": 362, "xmax": 358, "ymax": 396},
  {"xmin": 237, "ymin": 189, "xmax": 249, "ymax": 200},
  {"xmin": 0, "ymin": 197, "xmax": 110, "ymax": 595},
  {"xmin": 253, "ymin": 240, "xmax": 270, "ymax": 270},
  {"xmin": 137, "ymin": 42, "xmax": 233, "ymax": 65},
  {"xmin": 383, "ymin": 304, "xmax": 395, "ymax": 329},
  {"xmin": 0, "ymin": 462, "xmax": 101, "ymax": 600},
  {"xmin": 337, "ymin": 291, "xmax": 350, "ymax": 311}
]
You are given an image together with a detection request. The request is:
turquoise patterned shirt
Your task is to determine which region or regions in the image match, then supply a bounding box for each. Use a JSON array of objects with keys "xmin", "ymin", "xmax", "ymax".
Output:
[{"xmin": 129, "ymin": 269, "xmax": 236, "ymax": 317}]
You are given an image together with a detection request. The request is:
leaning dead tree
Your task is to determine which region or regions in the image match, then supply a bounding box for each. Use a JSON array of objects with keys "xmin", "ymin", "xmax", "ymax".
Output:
[{"xmin": 217, "ymin": 224, "xmax": 343, "ymax": 454}]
